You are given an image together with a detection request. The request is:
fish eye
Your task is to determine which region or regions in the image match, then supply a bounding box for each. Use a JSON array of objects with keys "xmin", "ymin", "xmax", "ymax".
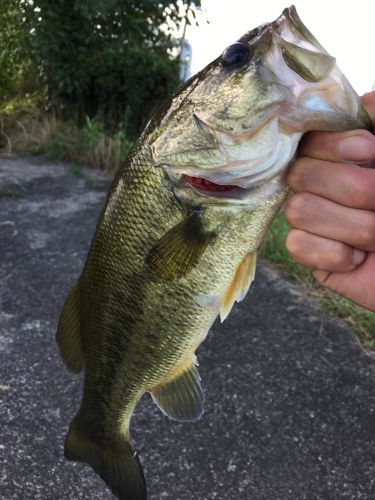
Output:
[{"xmin": 220, "ymin": 43, "xmax": 251, "ymax": 70}]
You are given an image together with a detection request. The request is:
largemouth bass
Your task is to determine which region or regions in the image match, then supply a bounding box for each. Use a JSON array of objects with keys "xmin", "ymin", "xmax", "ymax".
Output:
[{"xmin": 56, "ymin": 6, "xmax": 372, "ymax": 500}]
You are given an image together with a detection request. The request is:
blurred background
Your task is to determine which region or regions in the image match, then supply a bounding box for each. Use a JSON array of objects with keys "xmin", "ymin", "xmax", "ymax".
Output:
[
  {"xmin": 1, "ymin": 0, "xmax": 373, "ymax": 170},
  {"xmin": 0, "ymin": 0, "xmax": 202, "ymax": 167}
]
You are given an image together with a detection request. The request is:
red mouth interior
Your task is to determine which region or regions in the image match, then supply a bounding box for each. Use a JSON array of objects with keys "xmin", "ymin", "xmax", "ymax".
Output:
[{"xmin": 183, "ymin": 175, "xmax": 238, "ymax": 192}]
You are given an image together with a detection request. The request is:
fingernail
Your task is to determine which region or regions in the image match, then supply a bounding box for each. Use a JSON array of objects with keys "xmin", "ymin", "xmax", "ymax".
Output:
[
  {"xmin": 352, "ymin": 249, "xmax": 366, "ymax": 267},
  {"xmin": 340, "ymin": 136, "xmax": 375, "ymax": 162}
]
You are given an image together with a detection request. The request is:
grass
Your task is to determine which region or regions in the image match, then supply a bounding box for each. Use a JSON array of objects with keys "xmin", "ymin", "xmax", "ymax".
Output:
[
  {"xmin": 69, "ymin": 164, "xmax": 98, "ymax": 189},
  {"xmin": 262, "ymin": 213, "xmax": 375, "ymax": 347},
  {"xmin": 0, "ymin": 105, "xmax": 132, "ymax": 173},
  {"xmin": 0, "ymin": 188, "xmax": 23, "ymax": 198}
]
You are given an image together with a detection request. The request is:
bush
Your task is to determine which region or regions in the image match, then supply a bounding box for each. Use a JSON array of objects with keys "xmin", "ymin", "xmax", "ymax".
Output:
[
  {"xmin": 19, "ymin": 0, "xmax": 200, "ymax": 137},
  {"xmin": 0, "ymin": 1, "xmax": 41, "ymax": 101}
]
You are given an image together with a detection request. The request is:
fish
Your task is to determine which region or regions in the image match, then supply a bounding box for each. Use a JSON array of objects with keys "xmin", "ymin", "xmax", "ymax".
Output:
[{"xmin": 56, "ymin": 6, "xmax": 372, "ymax": 500}]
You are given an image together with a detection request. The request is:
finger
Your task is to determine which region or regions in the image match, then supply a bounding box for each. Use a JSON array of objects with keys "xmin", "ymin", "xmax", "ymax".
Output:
[
  {"xmin": 286, "ymin": 229, "xmax": 366, "ymax": 272},
  {"xmin": 286, "ymin": 158, "xmax": 375, "ymax": 210},
  {"xmin": 362, "ymin": 90, "xmax": 375, "ymax": 124},
  {"xmin": 284, "ymin": 192, "xmax": 375, "ymax": 251},
  {"xmin": 298, "ymin": 129, "xmax": 375, "ymax": 163},
  {"xmin": 312, "ymin": 252, "xmax": 375, "ymax": 312}
]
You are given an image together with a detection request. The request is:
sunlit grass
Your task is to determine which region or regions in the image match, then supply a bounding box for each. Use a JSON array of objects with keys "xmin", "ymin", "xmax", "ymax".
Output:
[{"xmin": 0, "ymin": 107, "xmax": 132, "ymax": 173}]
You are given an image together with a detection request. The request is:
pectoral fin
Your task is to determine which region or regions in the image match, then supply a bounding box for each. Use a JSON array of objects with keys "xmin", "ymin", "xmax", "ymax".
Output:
[
  {"xmin": 150, "ymin": 359, "xmax": 204, "ymax": 422},
  {"xmin": 56, "ymin": 281, "xmax": 84, "ymax": 373},
  {"xmin": 220, "ymin": 253, "xmax": 257, "ymax": 322},
  {"xmin": 146, "ymin": 210, "xmax": 216, "ymax": 281}
]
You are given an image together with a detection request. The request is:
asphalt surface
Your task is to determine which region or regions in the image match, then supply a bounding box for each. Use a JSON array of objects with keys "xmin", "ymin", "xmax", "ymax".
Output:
[{"xmin": 1, "ymin": 156, "xmax": 375, "ymax": 500}]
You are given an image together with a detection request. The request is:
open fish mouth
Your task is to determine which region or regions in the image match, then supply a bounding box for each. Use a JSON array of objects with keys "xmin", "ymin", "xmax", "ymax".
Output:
[
  {"xmin": 183, "ymin": 175, "xmax": 241, "ymax": 193},
  {"xmin": 181, "ymin": 174, "xmax": 251, "ymax": 201},
  {"xmin": 176, "ymin": 167, "xmax": 289, "ymax": 208}
]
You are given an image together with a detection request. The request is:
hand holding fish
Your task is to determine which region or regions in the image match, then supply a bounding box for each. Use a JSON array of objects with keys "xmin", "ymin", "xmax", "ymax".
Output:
[{"xmin": 285, "ymin": 91, "xmax": 375, "ymax": 311}]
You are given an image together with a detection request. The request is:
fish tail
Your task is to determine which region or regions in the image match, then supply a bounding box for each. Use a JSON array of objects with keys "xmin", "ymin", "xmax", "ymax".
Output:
[{"xmin": 64, "ymin": 414, "xmax": 147, "ymax": 500}]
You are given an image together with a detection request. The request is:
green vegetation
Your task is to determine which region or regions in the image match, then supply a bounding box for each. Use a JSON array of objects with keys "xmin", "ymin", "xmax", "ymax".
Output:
[
  {"xmin": 0, "ymin": 187, "xmax": 23, "ymax": 198},
  {"xmin": 69, "ymin": 164, "xmax": 98, "ymax": 189},
  {"xmin": 262, "ymin": 213, "xmax": 375, "ymax": 346},
  {"xmin": 0, "ymin": 1, "xmax": 40, "ymax": 103},
  {"xmin": 1, "ymin": 0, "xmax": 201, "ymax": 168},
  {"xmin": 0, "ymin": 108, "xmax": 133, "ymax": 171},
  {"xmin": 19, "ymin": 0, "xmax": 189, "ymax": 134}
]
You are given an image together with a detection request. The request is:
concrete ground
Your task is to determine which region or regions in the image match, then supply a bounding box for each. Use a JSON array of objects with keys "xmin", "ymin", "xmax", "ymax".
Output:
[{"xmin": 1, "ymin": 156, "xmax": 375, "ymax": 500}]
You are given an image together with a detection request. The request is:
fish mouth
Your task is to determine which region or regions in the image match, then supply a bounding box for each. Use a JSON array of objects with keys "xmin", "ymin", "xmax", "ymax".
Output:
[
  {"xmin": 183, "ymin": 175, "xmax": 242, "ymax": 194},
  {"xmin": 176, "ymin": 172, "xmax": 287, "ymax": 208}
]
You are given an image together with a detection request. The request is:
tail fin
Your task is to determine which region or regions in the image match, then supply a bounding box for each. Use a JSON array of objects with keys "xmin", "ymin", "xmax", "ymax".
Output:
[{"xmin": 64, "ymin": 415, "xmax": 147, "ymax": 500}]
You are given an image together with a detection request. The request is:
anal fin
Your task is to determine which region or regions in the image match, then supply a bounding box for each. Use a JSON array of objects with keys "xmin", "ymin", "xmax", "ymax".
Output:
[
  {"xmin": 220, "ymin": 253, "xmax": 257, "ymax": 322},
  {"xmin": 150, "ymin": 359, "xmax": 204, "ymax": 422},
  {"xmin": 56, "ymin": 281, "xmax": 84, "ymax": 373}
]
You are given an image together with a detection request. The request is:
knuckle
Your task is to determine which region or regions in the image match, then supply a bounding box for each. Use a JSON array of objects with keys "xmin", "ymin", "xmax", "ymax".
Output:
[
  {"xmin": 285, "ymin": 230, "xmax": 304, "ymax": 257},
  {"xmin": 352, "ymin": 170, "xmax": 375, "ymax": 208},
  {"xmin": 356, "ymin": 213, "xmax": 375, "ymax": 247},
  {"xmin": 327, "ymin": 241, "xmax": 350, "ymax": 268},
  {"xmin": 284, "ymin": 193, "xmax": 310, "ymax": 226},
  {"xmin": 286, "ymin": 157, "xmax": 310, "ymax": 190}
]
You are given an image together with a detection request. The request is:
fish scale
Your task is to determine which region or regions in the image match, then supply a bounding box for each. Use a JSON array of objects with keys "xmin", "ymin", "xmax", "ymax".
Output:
[{"xmin": 56, "ymin": 6, "xmax": 372, "ymax": 500}]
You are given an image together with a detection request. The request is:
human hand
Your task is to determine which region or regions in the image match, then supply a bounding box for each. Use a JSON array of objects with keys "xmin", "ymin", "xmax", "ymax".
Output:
[{"xmin": 284, "ymin": 91, "xmax": 375, "ymax": 312}]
